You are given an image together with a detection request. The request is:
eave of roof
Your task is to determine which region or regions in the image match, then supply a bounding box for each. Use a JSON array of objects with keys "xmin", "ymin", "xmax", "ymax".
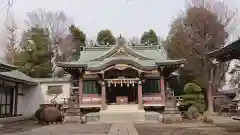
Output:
[
  {"xmin": 155, "ymin": 59, "xmax": 185, "ymax": 66},
  {"xmin": 35, "ymin": 77, "xmax": 70, "ymax": 83},
  {"xmin": 56, "ymin": 62, "xmax": 87, "ymax": 68},
  {"xmin": 0, "ymin": 61, "xmax": 17, "ymax": 71},
  {"xmin": 57, "ymin": 58, "xmax": 185, "ymax": 72},
  {"xmin": 207, "ymin": 39, "xmax": 240, "ymax": 59},
  {"xmin": 0, "ymin": 70, "xmax": 38, "ymax": 85}
]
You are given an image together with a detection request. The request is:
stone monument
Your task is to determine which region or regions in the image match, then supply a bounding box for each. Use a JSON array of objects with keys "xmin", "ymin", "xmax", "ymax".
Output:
[
  {"xmin": 64, "ymin": 95, "xmax": 82, "ymax": 123},
  {"xmin": 162, "ymin": 88, "xmax": 182, "ymax": 123}
]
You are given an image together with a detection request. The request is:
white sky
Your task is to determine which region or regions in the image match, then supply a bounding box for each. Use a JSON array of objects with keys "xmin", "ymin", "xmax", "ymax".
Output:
[{"xmin": 0, "ymin": 0, "xmax": 240, "ymax": 57}]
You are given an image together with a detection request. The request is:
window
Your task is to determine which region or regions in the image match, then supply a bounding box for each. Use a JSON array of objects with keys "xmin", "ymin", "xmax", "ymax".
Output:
[
  {"xmin": 142, "ymin": 79, "xmax": 160, "ymax": 94},
  {"xmin": 0, "ymin": 87, "xmax": 14, "ymax": 117},
  {"xmin": 83, "ymin": 80, "xmax": 101, "ymax": 94}
]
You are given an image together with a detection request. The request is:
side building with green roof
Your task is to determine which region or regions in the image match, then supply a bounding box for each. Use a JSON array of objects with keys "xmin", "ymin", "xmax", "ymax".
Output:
[
  {"xmin": 0, "ymin": 61, "xmax": 72, "ymax": 124},
  {"xmin": 0, "ymin": 61, "xmax": 38, "ymax": 121}
]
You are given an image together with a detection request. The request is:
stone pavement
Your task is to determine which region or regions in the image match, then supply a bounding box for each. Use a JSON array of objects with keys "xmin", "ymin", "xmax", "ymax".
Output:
[
  {"xmin": 108, "ymin": 123, "xmax": 138, "ymax": 135},
  {"xmin": 1, "ymin": 117, "xmax": 240, "ymax": 135}
]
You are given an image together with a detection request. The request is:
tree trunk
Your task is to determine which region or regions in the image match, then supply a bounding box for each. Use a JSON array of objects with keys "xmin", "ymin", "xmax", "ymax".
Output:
[
  {"xmin": 203, "ymin": 55, "xmax": 214, "ymax": 113},
  {"xmin": 207, "ymin": 65, "xmax": 214, "ymax": 113}
]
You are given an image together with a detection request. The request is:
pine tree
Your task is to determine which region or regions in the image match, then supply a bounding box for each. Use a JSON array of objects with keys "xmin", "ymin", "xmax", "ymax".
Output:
[
  {"xmin": 14, "ymin": 27, "xmax": 52, "ymax": 77},
  {"xmin": 69, "ymin": 25, "xmax": 86, "ymax": 61},
  {"xmin": 181, "ymin": 83, "xmax": 205, "ymax": 112}
]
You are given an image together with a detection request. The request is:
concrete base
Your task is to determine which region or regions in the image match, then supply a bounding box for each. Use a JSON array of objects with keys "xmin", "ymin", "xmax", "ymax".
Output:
[
  {"xmin": 99, "ymin": 111, "xmax": 145, "ymax": 122},
  {"xmin": 85, "ymin": 112, "xmax": 100, "ymax": 122},
  {"xmin": 162, "ymin": 113, "xmax": 182, "ymax": 123},
  {"xmin": 145, "ymin": 111, "xmax": 163, "ymax": 121},
  {"xmin": 64, "ymin": 116, "xmax": 82, "ymax": 123},
  {"xmin": 99, "ymin": 104, "xmax": 145, "ymax": 122}
]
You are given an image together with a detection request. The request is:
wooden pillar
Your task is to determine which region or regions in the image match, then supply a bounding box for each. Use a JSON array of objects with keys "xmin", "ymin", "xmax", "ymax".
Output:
[
  {"xmin": 101, "ymin": 81, "xmax": 106, "ymax": 110},
  {"xmin": 160, "ymin": 77, "xmax": 165, "ymax": 97},
  {"xmin": 160, "ymin": 67, "xmax": 165, "ymax": 101},
  {"xmin": 138, "ymin": 80, "xmax": 143, "ymax": 109},
  {"xmin": 79, "ymin": 76, "xmax": 83, "ymax": 104},
  {"xmin": 159, "ymin": 67, "xmax": 166, "ymax": 101},
  {"xmin": 14, "ymin": 84, "xmax": 18, "ymax": 115}
]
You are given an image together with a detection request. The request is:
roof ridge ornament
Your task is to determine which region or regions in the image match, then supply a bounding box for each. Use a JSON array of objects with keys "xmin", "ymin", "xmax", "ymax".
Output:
[{"xmin": 116, "ymin": 34, "xmax": 126, "ymax": 45}]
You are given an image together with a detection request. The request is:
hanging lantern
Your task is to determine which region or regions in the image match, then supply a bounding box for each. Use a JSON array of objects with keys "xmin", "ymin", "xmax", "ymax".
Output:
[
  {"xmin": 114, "ymin": 82, "xmax": 117, "ymax": 87},
  {"xmin": 127, "ymin": 82, "xmax": 130, "ymax": 87}
]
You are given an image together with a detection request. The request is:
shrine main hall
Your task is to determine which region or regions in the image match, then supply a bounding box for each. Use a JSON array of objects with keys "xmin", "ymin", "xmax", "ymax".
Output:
[{"xmin": 57, "ymin": 37, "xmax": 185, "ymax": 111}]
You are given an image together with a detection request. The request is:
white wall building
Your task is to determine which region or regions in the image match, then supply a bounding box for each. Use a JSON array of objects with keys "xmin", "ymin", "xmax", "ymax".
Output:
[{"xmin": 0, "ymin": 62, "xmax": 71, "ymax": 124}]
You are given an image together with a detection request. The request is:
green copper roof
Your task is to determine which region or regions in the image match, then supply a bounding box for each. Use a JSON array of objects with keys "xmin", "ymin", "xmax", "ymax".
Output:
[
  {"xmin": 0, "ymin": 70, "xmax": 38, "ymax": 85},
  {"xmin": 57, "ymin": 38, "xmax": 185, "ymax": 70},
  {"xmin": 0, "ymin": 61, "xmax": 17, "ymax": 71}
]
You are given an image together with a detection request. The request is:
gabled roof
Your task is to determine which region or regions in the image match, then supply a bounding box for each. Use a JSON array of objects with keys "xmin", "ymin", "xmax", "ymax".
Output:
[
  {"xmin": 91, "ymin": 39, "xmax": 152, "ymax": 61},
  {"xmin": 57, "ymin": 37, "xmax": 185, "ymax": 71},
  {"xmin": 0, "ymin": 70, "xmax": 38, "ymax": 85}
]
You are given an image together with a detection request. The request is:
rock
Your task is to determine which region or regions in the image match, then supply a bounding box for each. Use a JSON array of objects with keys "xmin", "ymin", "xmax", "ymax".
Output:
[
  {"xmin": 202, "ymin": 111, "xmax": 213, "ymax": 124},
  {"xmin": 187, "ymin": 106, "xmax": 201, "ymax": 120},
  {"xmin": 181, "ymin": 111, "xmax": 189, "ymax": 119}
]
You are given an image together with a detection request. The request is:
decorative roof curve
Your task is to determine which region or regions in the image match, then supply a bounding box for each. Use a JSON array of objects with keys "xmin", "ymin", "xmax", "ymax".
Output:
[{"xmin": 91, "ymin": 36, "xmax": 152, "ymax": 61}]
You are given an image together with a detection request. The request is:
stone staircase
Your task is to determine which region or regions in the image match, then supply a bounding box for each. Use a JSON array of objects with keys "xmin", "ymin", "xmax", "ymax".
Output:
[
  {"xmin": 99, "ymin": 104, "xmax": 145, "ymax": 122},
  {"xmin": 103, "ymin": 104, "xmax": 141, "ymax": 112},
  {"xmin": 64, "ymin": 107, "xmax": 82, "ymax": 123}
]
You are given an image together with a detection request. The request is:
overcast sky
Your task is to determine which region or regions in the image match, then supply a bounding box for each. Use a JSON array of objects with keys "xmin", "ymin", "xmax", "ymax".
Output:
[
  {"xmin": 0, "ymin": 0, "xmax": 187, "ymax": 40},
  {"xmin": 0, "ymin": 0, "xmax": 239, "ymax": 59},
  {"xmin": 0, "ymin": 0, "xmax": 240, "ymax": 39}
]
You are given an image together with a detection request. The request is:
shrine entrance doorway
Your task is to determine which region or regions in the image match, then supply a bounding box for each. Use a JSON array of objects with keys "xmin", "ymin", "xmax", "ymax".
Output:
[
  {"xmin": 106, "ymin": 83, "xmax": 137, "ymax": 105},
  {"xmin": 104, "ymin": 67, "xmax": 140, "ymax": 105}
]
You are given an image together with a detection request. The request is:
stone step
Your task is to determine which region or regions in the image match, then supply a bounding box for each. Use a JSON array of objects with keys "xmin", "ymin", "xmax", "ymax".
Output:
[
  {"xmin": 99, "ymin": 111, "xmax": 145, "ymax": 122},
  {"xmin": 65, "ymin": 112, "xmax": 81, "ymax": 116},
  {"xmin": 65, "ymin": 108, "xmax": 81, "ymax": 116},
  {"xmin": 66, "ymin": 110, "xmax": 81, "ymax": 113},
  {"xmin": 106, "ymin": 105, "xmax": 139, "ymax": 112},
  {"xmin": 85, "ymin": 112, "xmax": 100, "ymax": 122}
]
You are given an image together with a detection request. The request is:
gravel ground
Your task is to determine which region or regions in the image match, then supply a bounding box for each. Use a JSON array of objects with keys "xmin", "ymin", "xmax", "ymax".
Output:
[
  {"xmin": 134, "ymin": 123, "xmax": 228, "ymax": 135},
  {"xmin": 0, "ymin": 121, "xmax": 111, "ymax": 135}
]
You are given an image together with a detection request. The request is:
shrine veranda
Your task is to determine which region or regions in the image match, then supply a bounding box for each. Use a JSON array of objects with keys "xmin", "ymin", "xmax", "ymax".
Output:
[{"xmin": 57, "ymin": 37, "xmax": 185, "ymax": 110}]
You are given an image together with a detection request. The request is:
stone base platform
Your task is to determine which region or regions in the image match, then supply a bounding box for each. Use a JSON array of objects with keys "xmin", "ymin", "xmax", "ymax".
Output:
[
  {"xmin": 162, "ymin": 113, "xmax": 182, "ymax": 123},
  {"xmin": 99, "ymin": 111, "xmax": 145, "ymax": 122},
  {"xmin": 64, "ymin": 116, "xmax": 82, "ymax": 123}
]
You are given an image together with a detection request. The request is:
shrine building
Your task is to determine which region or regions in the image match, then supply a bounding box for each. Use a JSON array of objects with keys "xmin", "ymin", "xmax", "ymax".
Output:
[{"xmin": 57, "ymin": 37, "xmax": 185, "ymax": 110}]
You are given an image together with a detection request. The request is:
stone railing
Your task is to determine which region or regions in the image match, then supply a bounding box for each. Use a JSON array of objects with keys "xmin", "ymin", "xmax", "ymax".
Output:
[{"xmin": 143, "ymin": 93, "xmax": 163, "ymax": 104}]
